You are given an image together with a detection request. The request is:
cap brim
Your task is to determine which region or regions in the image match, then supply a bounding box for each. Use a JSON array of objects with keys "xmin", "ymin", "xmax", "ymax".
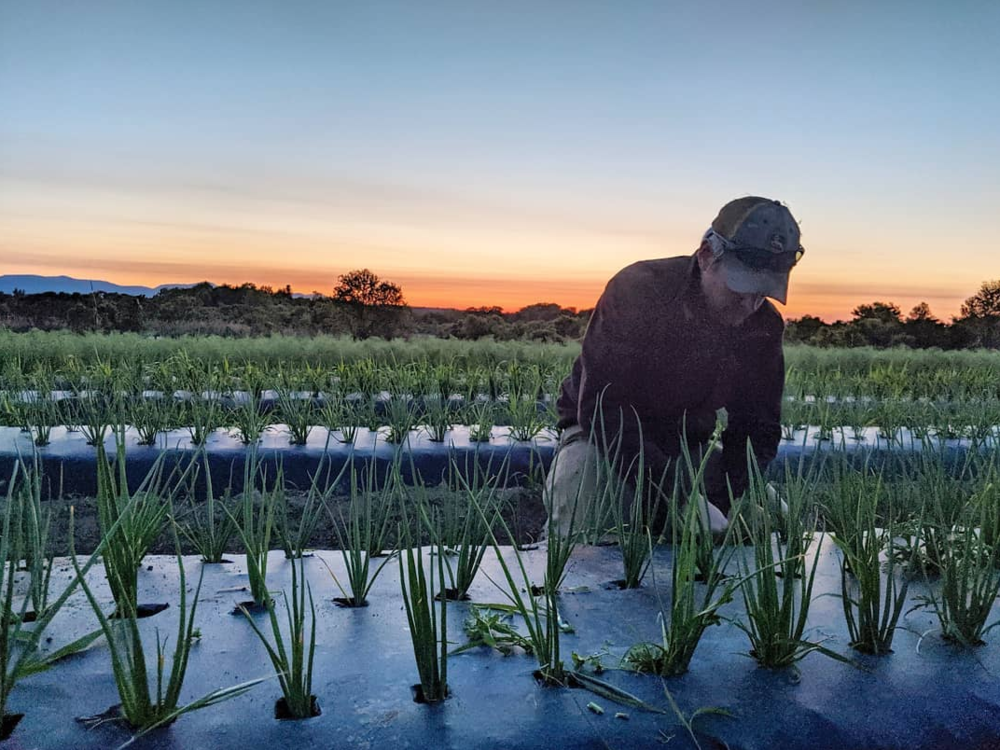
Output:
[{"xmin": 720, "ymin": 254, "xmax": 790, "ymax": 305}]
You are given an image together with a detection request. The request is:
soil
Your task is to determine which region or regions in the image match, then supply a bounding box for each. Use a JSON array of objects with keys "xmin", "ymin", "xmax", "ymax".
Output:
[{"xmin": 43, "ymin": 485, "xmax": 548, "ymax": 557}]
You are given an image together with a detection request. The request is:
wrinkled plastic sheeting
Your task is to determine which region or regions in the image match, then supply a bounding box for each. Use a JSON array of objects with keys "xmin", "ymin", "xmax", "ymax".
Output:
[{"xmin": 9, "ymin": 542, "xmax": 1000, "ymax": 749}]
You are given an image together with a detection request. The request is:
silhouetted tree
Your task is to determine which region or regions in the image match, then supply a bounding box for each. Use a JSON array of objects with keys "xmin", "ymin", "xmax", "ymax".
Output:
[
  {"xmin": 905, "ymin": 302, "xmax": 949, "ymax": 349},
  {"xmin": 960, "ymin": 280, "xmax": 1000, "ymax": 318},
  {"xmin": 956, "ymin": 280, "xmax": 1000, "ymax": 348},
  {"xmin": 785, "ymin": 315, "xmax": 827, "ymax": 344},
  {"xmin": 332, "ymin": 269, "xmax": 407, "ymax": 340}
]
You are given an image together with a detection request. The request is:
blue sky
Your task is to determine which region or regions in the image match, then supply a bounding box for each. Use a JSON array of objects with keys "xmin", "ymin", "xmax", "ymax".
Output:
[{"xmin": 2, "ymin": 0, "xmax": 998, "ymax": 317}]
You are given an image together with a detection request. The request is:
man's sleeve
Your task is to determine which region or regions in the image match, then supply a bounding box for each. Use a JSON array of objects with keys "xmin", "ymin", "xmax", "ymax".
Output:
[
  {"xmin": 716, "ymin": 322, "xmax": 785, "ymax": 505},
  {"xmin": 575, "ymin": 274, "xmax": 673, "ymax": 490}
]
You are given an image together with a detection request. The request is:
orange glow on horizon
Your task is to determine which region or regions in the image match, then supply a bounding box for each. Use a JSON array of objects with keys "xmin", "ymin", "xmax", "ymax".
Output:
[{"xmin": 3, "ymin": 259, "xmax": 973, "ymax": 322}]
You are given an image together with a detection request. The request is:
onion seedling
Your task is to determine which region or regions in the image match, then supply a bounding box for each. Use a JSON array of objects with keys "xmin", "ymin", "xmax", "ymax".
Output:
[
  {"xmin": 428, "ymin": 455, "xmax": 507, "ymax": 600},
  {"xmin": 176, "ymin": 450, "xmax": 238, "ymax": 564},
  {"xmin": 595, "ymin": 405, "xmax": 670, "ymax": 587},
  {"xmin": 466, "ymin": 400, "xmax": 495, "ymax": 442},
  {"xmin": 420, "ymin": 393, "xmax": 452, "ymax": 443},
  {"xmin": 384, "ymin": 392, "xmax": 418, "ymax": 444},
  {"xmin": 73, "ymin": 521, "xmax": 262, "ymax": 740},
  {"xmin": 319, "ymin": 393, "xmax": 359, "ymax": 444},
  {"xmin": 323, "ymin": 460, "xmax": 398, "ymax": 607},
  {"xmin": 398, "ymin": 511, "xmax": 449, "ymax": 703},
  {"xmin": 130, "ymin": 393, "xmax": 171, "ymax": 447},
  {"xmin": 180, "ymin": 391, "xmax": 222, "ymax": 446},
  {"xmin": 240, "ymin": 555, "xmax": 319, "ymax": 718},
  {"xmin": 13, "ymin": 454, "xmax": 54, "ymax": 619},
  {"xmin": 0, "ymin": 467, "xmax": 140, "ymax": 742},
  {"xmin": 22, "ymin": 372, "xmax": 59, "ymax": 447},
  {"xmin": 277, "ymin": 384, "xmax": 316, "ymax": 446},
  {"xmin": 914, "ymin": 490, "xmax": 1000, "ymax": 647},
  {"xmin": 95, "ymin": 442, "xmax": 190, "ymax": 614},
  {"xmin": 473, "ymin": 496, "xmax": 574, "ymax": 685},
  {"xmin": 824, "ymin": 459, "xmax": 915, "ymax": 654},
  {"xmin": 224, "ymin": 449, "xmax": 279, "ymax": 608},
  {"xmin": 734, "ymin": 458, "xmax": 850, "ymax": 671},
  {"xmin": 506, "ymin": 392, "xmax": 546, "ymax": 442},
  {"xmin": 229, "ymin": 391, "xmax": 274, "ymax": 445},
  {"xmin": 275, "ymin": 446, "xmax": 348, "ymax": 560},
  {"xmin": 623, "ymin": 447, "xmax": 746, "ymax": 677}
]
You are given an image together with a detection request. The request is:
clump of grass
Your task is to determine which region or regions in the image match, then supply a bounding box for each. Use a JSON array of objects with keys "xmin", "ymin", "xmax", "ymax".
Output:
[
  {"xmin": 278, "ymin": 385, "xmax": 316, "ymax": 446},
  {"xmin": 73, "ymin": 520, "xmax": 261, "ymax": 740},
  {"xmin": 322, "ymin": 460, "xmax": 398, "ymax": 607},
  {"xmin": 623, "ymin": 442, "xmax": 745, "ymax": 677},
  {"xmin": 1, "ymin": 466, "xmax": 112, "ymax": 740},
  {"xmin": 467, "ymin": 400, "xmax": 495, "ymax": 442},
  {"xmin": 229, "ymin": 391, "xmax": 273, "ymax": 445},
  {"xmin": 734, "ymin": 455, "xmax": 850, "ymax": 671},
  {"xmin": 240, "ymin": 555, "xmax": 319, "ymax": 718},
  {"xmin": 398, "ymin": 509, "xmax": 449, "ymax": 703},
  {"xmin": 319, "ymin": 393, "xmax": 360, "ymax": 444},
  {"xmin": 275, "ymin": 448, "xmax": 348, "ymax": 560},
  {"xmin": 12, "ymin": 454, "xmax": 54, "ymax": 619},
  {"xmin": 824, "ymin": 459, "xmax": 914, "ymax": 655},
  {"xmin": 224, "ymin": 449, "xmax": 280, "ymax": 607},
  {"xmin": 421, "ymin": 394, "xmax": 452, "ymax": 442},
  {"xmin": 176, "ymin": 451, "xmax": 237, "ymax": 564},
  {"xmin": 914, "ymin": 487, "xmax": 1000, "ymax": 647},
  {"xmin": 434, "ymin": 456, "xmax": 505, "ymax": 599},
  {"xmin": 95, "ymin": 442, "xmax": 186, "ymax": 614}
]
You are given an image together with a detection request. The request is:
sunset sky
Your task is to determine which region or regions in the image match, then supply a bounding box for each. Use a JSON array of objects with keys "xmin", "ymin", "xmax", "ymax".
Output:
[{"xmin": 1, "ymin": 1, "xmax": 998, "ymax": 321}]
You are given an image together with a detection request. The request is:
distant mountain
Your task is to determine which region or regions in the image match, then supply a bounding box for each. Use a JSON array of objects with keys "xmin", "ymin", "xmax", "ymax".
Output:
[{"xmin": 0, "ymin": 275, "xmax": 205, "ymax": 297}]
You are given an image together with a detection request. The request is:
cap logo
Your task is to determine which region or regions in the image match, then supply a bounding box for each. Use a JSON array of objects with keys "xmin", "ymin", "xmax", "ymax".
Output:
[{"xmin": 769, "ymin": 233, "xmax": 785, "ymax": 252}]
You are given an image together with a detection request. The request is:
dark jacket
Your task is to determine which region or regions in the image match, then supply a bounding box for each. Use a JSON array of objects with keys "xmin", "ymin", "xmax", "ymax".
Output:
[{"xmin": 555, "ymin": 254, "xmax": 784, "ymax": 508}]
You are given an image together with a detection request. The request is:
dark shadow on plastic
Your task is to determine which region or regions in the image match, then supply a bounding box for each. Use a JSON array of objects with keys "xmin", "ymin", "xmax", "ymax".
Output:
[
  {"xmin": 410, "ymin": 684, "xmax": 450, "ymax": 704},
  {"xmin": 0, "ymin": 712, "xmax": 24, "ymax": 740},
  {"xmin": 333, "ymin": 597, "xmax": 369, "ymax": 608},
  {"xmin": 602, "ymin": 579, "xmax": 634, "ymax": 591},
  {"xmin": 230, "ymin": 600, "xmax": 271, "ymax": 615},
  {"xmin": 111, "ymin": 602, "xmax": 169, "ymax": 619},
  {"xmin": 274, "ymin": 696, "xmax": 321, "ymax": 720},
  {"xmin": 435, "ymin": 588, "xmax": 471, "ymax": 602}
]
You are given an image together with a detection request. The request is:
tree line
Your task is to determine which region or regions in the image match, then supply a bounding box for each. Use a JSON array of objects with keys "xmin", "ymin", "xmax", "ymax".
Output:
[
  {"xmin": 785, "ymin": 281, "xmax": 1000, "ymax": 349},
  {"xmin": 0, "ymin": 269, "xmax": 591, "ymax": 343},
  {"xmin": 2, "ymin": 270, "xmax": 999, "ymax": 349}
]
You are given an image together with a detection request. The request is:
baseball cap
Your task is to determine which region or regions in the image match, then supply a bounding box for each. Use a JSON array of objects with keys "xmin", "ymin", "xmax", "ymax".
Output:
[{"xmin": 711, "ymin": 197, "xmax": 803, "ymax": 305}]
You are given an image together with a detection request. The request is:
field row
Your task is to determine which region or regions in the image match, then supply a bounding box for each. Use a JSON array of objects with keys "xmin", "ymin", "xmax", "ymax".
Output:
[{"xmin": 3, "ymin": 330, "xmax": 1000, "ymax": 402}]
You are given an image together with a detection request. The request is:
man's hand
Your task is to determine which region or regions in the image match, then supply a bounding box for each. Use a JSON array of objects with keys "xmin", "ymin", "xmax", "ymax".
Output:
[{"xmin": 690, "ymin": 490, "xmax": 729, "ymax": 538}]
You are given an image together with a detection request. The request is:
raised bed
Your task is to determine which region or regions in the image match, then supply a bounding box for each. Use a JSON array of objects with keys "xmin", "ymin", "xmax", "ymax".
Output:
[{"xmin": 11, "ymin": 542, "xmax": 1000, "ymax": 750}]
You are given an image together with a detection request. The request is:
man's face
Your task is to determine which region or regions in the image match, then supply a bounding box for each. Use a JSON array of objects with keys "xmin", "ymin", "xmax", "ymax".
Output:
[{"xmin": 698, "ymin": 248, "xmax": 767, "ymax": 325}]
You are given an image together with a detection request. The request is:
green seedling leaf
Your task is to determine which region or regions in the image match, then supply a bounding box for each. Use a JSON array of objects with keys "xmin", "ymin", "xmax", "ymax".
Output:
[{"xmin": 15, "ymin": 630, "xmax": 104, "ymax": 679}]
